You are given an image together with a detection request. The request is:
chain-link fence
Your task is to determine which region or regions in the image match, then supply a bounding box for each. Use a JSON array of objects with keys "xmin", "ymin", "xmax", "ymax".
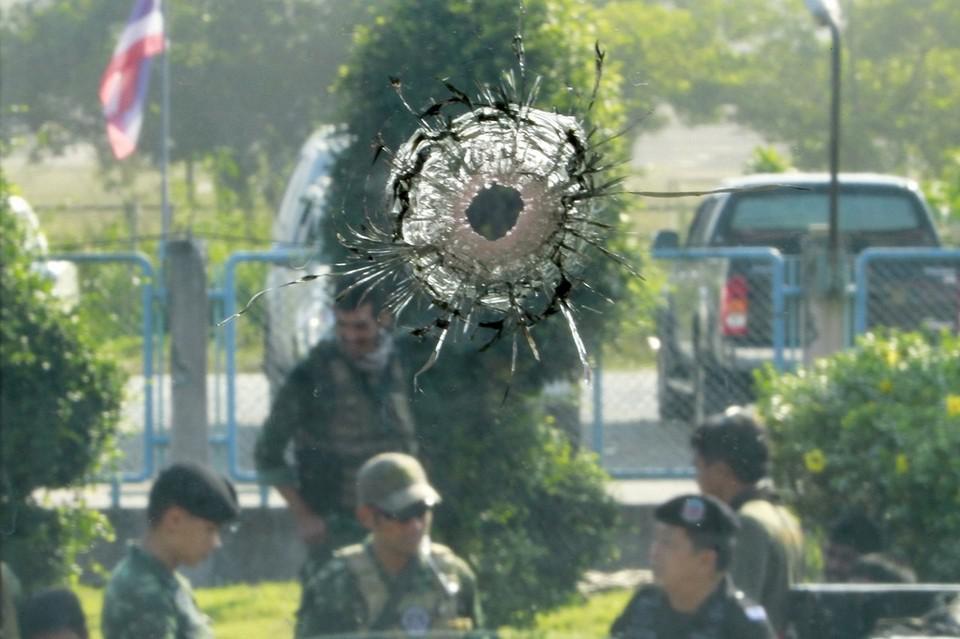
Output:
[
  {"xmin": 43, "ymin": 252, "xmax": 160, "ymax": 481},
  {"xmin": 640, "ymin": 248, "xmax": 804, "ymax": 463},
  {"xmin": 50, "ymin": 243, "xmax": 957, "ymax": 490},
  {"xmin": 854, "ymin": 248, "xmax": 960, "ymax": 335},
  {"xmin": 214, "ymin": 249, "xmax": 332, "ymax": 481}
]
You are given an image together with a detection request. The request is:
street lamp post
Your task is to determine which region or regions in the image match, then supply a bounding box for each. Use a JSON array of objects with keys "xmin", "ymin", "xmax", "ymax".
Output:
[
  {"xmin": 802, "ymin": 0, "xmax": 846, "ymax": 364},
  {"xmin": 804, "ymin": 0, "xmax": 843, "ymax": 279}
]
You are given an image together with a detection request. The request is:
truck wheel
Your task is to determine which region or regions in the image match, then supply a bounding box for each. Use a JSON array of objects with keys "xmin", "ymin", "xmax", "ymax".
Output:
[{"xmin": 657, "ymin": 343, "xmax": 692, "ymax": 422}]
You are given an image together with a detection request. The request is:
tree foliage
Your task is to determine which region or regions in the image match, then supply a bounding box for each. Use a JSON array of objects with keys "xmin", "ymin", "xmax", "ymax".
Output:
[
  {"xmin": 756, "ymin": 331, "xmax": 960, "ymax": 580},
  {"xmin": 594, "ymin": 0, "xmax": 744, "ymax": 128},
  {"xmin": 0, "ymin": 0, "xmax": 377, "ymax": 207},
  {"xmin": 670, "ymin": 0, "xmax": 960, "ymax": 176},
  {"xmin": 0, "ymin": 177, "xmax": 124, "ymax": 588},
  {"xmin": 329, "ymin": 0, "xmax": 627, "ymax": 625}
]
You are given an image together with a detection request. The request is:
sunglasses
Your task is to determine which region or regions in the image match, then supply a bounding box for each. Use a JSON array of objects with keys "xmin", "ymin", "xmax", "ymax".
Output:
[{"xmin": 376, "ymin": 501, "xmax": 432, "ymax": 523}]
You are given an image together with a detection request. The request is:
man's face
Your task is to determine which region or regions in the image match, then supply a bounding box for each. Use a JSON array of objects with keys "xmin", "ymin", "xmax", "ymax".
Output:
[
  {"xmin": 169, "ymin": 508, "xmax": 223, "ymax": 566},
  {"xmin": 693, "ymin": 453, "xmax": 725, "ymax": 498},
  {"xmin": 370, "ymin": 502, "xmax": 433, "ymax": 560},
  {"xmin": 649, "ymin": 523, "xmax": 713, "ymax": 592},
  {"xmin": 334, "ymin": 303, "xmax": 381, "ymax": 361}
]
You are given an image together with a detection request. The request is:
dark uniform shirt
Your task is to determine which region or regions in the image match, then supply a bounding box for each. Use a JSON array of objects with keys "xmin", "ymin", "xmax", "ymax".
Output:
[
  {"xmin": 254, "ymin": 341, "xmax": 417, "ymax": 522},
  {"xmin": 609, "ymin": 576, "xmax": 775, "ymax": 639},
  {"xmin": 295, "ymin": 539, "xmax": 483, "ymax": 639},
  {"xmin": 102, "ymin": 545, "xmax": 212, "ymax": 639}
]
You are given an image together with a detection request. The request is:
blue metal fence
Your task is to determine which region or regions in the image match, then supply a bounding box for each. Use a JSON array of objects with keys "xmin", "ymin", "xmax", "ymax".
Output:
[
  {"xmin": 593, "ymin": 246, "xmax": 803, "ymax": 480},
  {"xmin": 70, "ymin": 244, "xmax": 952, "ymax": 492},
  {"xmin": 651, "ymin": 246, "xmax": 799, "ymax": 370},
  {"xmin": 853, "ymin": 247, "xmax": 960, "ymax": 335},
  {"xmin": 44, "ymin": 252, "xmax": 160, "ymax": 489},
  {"xmin": 217, "ymin": 248, "xmax": 315, "ymax": 482},
  {"xmin": 213, "ymin": 247, "xmax": 806, "ymax": 483}
]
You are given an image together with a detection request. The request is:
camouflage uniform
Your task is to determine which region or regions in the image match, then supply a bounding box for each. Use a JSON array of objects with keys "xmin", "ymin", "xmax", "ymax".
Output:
[
  {"xmin": 255, "ymin": 341, "xmax": 417, "ymax": 532},
  {"xmin": 295, "ymin": 539, "xmax": 482, "ymax": 639},
  {"xmin": 102, "ymin": 545, "xmax": 213, "ymax": 639}
]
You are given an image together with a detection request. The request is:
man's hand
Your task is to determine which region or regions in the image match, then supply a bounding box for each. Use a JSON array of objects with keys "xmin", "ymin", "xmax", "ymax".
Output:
[
  {"xmin": 277, "ymin": 484, "xmax": 328, "ymax": 545},
  {"xmin": 294, "ymin": 509, "xmax": 328, "ymax": 546}
]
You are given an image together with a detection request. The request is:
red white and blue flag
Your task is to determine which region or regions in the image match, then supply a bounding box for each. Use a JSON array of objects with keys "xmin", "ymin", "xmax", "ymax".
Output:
[{"xmin": 99, "ymin": 0, "xmax": 165, "ymax": 160}]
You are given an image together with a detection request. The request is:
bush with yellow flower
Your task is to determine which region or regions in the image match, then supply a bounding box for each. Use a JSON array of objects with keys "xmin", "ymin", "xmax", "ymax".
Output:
[{"xmin": 756, "ymin": 330, "xmax": 960, "ymax": 581}]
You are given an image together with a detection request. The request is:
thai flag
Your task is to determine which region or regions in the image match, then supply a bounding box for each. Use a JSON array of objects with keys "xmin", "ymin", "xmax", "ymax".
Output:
[{"xmin": 99, "ymin": 0, "xmax": 165, "ymax": 160}]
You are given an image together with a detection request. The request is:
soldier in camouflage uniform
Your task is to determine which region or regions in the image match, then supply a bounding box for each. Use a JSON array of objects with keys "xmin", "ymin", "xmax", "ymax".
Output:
[
  {"xmin": 610, "ymin": 494, "xmax": 775, "ymax": 639},
  {"xmin": 101, "ymin": 463, "xmax": 239, "ymax": 639},
  {"xmin": 254, "ymin": 283, "xmax": 418, "ymax": 569},
  {"xmin": 295, "ymin": 453, "xmax": 483, "ymax": 639}
]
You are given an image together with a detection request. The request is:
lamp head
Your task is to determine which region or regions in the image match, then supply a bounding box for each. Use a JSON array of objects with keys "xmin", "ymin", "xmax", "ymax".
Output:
[{"xmin": 804, "ymin": 0, "xmax": 842, "ymax": 28}]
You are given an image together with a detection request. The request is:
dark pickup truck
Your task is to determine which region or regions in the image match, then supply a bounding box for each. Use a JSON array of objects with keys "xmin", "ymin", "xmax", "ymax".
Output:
[{"xmin": 652, "ymin": 173, "xmax": 957, "ymax": 423}]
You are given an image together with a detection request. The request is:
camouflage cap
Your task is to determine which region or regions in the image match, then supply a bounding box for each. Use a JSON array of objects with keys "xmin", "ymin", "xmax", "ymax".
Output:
[
  {"xmin": 149, "ymin": 462, "xmax": 240, "ymax": 525},
  {"xmin": 356, "ymin": 453, "xmax": 440, "ymax": 514},
  {"xmin": 655, "ymin": 494, "xmax": 739, "ymax": 537}
]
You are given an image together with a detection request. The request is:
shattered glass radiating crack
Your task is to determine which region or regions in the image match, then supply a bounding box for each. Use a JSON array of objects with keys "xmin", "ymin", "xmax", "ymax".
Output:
[{"xmin": 340, "ymin": 46, "xmax": 627, "ymax": 384}]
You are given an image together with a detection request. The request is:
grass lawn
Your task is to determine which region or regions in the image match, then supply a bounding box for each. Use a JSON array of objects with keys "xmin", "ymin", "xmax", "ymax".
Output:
[{"xmin": 76, "ymin": 581, "xmax": 632, "ymax": 638}]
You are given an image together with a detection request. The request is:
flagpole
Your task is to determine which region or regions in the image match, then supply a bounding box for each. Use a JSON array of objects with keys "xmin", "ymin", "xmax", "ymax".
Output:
[
  {"xmin": 160, "ymin": 0, "xmax": 171, "ymax": 253},
  {"xmin": 157, "ymin": 0, "xmax": 172, "ymax": 449}
]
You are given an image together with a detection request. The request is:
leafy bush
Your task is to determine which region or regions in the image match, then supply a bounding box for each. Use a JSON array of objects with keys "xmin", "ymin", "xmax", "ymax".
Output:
[
  {"xmin": 0, "ymin": 179, "xmax": 124, "ymax": 589},
  {"xmin": 409, "ymin": 340, "xmax": 619, "ymax": 627},
  {"xmin": 755, "ymin": 331, "xmax": 960, "ymax": 580},
  {"xmin": 744, "ymin": 145, "xmax": 792, "ymax": 174}
]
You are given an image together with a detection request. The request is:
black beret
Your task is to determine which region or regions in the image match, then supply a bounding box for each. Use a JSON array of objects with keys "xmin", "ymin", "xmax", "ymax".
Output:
[
  {"xmin": 150, "ymin": 462, "xmax": 239, "ymax": 524},
  {"xmin": 655, "ymin": 494, "xmax": 739, "ymax": 537}
]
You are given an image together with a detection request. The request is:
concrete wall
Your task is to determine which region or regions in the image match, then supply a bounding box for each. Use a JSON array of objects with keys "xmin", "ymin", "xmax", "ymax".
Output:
[{"xmin": 90, "ymin": 504, "xmax": 655, "ymax": 587}]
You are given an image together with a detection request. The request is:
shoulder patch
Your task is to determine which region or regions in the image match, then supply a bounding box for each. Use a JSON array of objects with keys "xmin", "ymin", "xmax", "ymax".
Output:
[
  {"xmin": 333, "ymin": 543, "xmax": 365, "ymax": 559},
  {"xmin": 744, "ymin": 604, "xmax": 768, "ymax": 622}
]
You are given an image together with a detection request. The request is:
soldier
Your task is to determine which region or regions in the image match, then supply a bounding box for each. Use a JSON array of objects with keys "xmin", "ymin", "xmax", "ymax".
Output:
[
  {"xmin": 101, "ymin": 463, "xmax": 239, "ymax": 639},
  {"xmin": 295, "ymin": 452, "xmax": 483, "ymax": 638},
  {"xmin": 254, "ymin": 281, "xmax": 418, "ymax": 568},
  {"xmin": 610, "ymin": 494, "xmax": 775, "ymax": 639},
  {"xmin": 690, "ymin": 409, "xmax": 804, "ymax": 636}
]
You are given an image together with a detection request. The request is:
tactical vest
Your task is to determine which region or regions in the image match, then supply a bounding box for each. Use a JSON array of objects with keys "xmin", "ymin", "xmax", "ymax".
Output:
[
  {"xmin": 295, "ymin": 349, "xmax": 417, "ymax": 515},
  {"xmin": 337, "ymin": 543, "xmax": 475, "ymax": 635}
]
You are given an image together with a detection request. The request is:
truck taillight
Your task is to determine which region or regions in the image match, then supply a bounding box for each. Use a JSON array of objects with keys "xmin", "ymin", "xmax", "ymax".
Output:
[{"xmin": 721, "ymin": 275, "xmax": 748, "ymax": 336}]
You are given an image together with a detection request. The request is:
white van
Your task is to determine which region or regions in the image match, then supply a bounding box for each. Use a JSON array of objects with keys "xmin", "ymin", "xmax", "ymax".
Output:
[
  {"xmin": 263, "ymin": 126, "xmax": 351, "ymax": 392},
  {"xmin": 7, "ymin": 194, "xmax": 79, "ymax": 306}
]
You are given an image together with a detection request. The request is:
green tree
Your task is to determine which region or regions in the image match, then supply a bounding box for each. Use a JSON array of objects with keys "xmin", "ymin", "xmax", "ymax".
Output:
[
  {"xmin": 328, "ymin": 0, "xmax": 629, "ymax": 625},
  {"xmin": 0, "ymin": 177, "xmax": 124, "ymax": 588},
  {"xmin": 925, "ymin": 147, "xmax": 960, "ymax": 227},
  {"xmin": 0, "ymin": 0, "xmax": 378, "ymax": 209},
  {"xmin": 594, "ymin": 0, "xmax": 744, "ymax": 128},
  {"xmin": 677, "ymin": 0, "xmax": 960, "ymax": 176},
  {"xmin": 744, "ymin": 145, "xmax": 792, "ymax": 174}
]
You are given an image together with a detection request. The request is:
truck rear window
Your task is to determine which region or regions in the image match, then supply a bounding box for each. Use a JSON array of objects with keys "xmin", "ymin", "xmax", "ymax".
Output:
[{"xmin": 728, "ymin": 189, "xmax": 924, "ymax": 232}]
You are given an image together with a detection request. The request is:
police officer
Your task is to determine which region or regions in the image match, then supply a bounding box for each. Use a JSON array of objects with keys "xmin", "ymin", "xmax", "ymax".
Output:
[
  {"xmin": 610, "ymin": 494, "xmax": 774, "ymax": 639},
  {"xmin": 101, "ymin": 463, "xmax": 239, "ymax": 639},
  {"xmin": 295, "ymin": 452, "xmax": 483, "ymax": 638}
]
